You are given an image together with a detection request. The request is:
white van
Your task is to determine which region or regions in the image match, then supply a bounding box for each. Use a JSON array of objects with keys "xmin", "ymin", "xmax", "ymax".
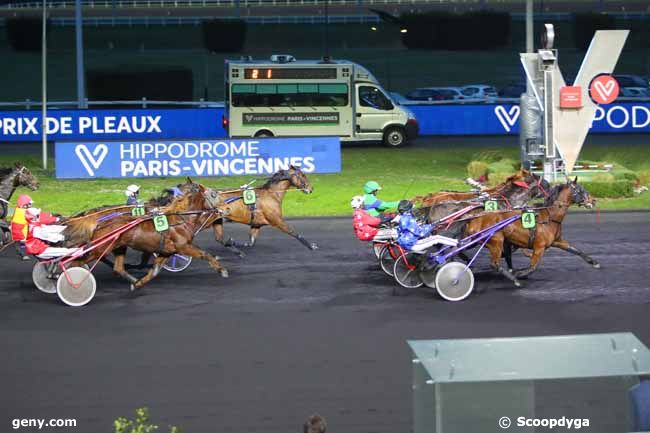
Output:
[{"xmin": 223, "ymin": 55, "xmax": 418, "ymax": 147}]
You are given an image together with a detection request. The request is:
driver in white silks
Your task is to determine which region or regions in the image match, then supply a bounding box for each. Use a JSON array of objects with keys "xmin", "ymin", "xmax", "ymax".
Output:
[
  {"xmin": 23, "ymin": 207, "xmax": 79, "ymax": 259},
  {"xmin": 395, "ymin": 200, "xmax": 458, "ymax": 253}
]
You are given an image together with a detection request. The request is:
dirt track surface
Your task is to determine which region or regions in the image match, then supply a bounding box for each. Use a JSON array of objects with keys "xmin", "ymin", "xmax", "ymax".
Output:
[{"xmin": 1, "ymin": 212, "xmax": 649, "ymax": 433}]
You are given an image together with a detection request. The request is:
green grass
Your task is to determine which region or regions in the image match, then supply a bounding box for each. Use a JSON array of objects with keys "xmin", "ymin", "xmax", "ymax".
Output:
[{"xmin": 3, "ymin": 143, "xmax": 650, "ymax": 217}]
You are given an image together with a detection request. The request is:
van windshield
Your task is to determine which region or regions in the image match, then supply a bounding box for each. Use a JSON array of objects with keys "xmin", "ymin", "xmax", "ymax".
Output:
[{"xmin": 359, "ymin": 86, "xmax": 393, "ymax": 110}]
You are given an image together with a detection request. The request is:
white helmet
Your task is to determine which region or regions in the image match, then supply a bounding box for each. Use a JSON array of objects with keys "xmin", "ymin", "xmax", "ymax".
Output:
[
  {"xmin": 26, "ymin": 207, "xmax": 41, "ymax": 217},
  {"xmin": 350, "ymin": 195, "xmax": 364, "ymax": 209},
  {"xmin": 125, "ymin": 184, "xmax": 140, "ymax": 197}
]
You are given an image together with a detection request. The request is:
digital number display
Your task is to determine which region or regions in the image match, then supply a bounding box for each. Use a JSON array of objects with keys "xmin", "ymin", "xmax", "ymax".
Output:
[{"xmin": 243, "ymin": 68, "xmax": 337, "ymax": 80}]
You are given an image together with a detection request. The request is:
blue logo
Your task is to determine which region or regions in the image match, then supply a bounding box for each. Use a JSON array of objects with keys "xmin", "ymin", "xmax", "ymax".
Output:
[{"xmin": 55, "ymin": 137, "xmax": 341, "ymax": 179}]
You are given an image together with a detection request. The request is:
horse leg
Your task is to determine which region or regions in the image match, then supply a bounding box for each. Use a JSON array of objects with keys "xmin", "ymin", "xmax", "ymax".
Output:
[
  {"xmin": 131, "ymin": 255, "xmax": 168, "ymax": 291},
  {"xmin": 175, "ymin": 243, "xmax": 229, "ymax": 278},
  {"xmin": 213, "ymin": 222, "xmax": 246, "ymax": 256},
  {"xmin": 514, "ymin": 246, "xmax": 545, "ymax": 279},
  {"xmin": 503, "ymin": 241, "xmax": 514, "ymax": 272},
  {"xmin": 113, "ymin": 249, "xmax": 138, "ymax": 284},
  {"xmin": 487, "ymin": 238, "xmax": 521, "ymax": 288},
  {"xmin": 268, "ymin": 219, "xmax": 318, "ymax": 250},
  {"xmin": 248, "ymin": 226, "xmax": 261, "ymax": 247},
  {"xmin": 552, "ymin": 239, "xmax": 601, "ymax": 269}
]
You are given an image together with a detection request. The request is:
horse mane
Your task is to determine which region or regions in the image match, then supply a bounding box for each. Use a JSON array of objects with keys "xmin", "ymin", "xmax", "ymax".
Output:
[
  {"xmin": 0, "ymin": 167, "xmax": 15, "ymax": 178},
  {"xmin": 544, "ymin": 183, "xmax": 568, "ymax": 207},
  {"xmin": 261, "ymin": 170, "xmax": 291, "ymax": 189}
]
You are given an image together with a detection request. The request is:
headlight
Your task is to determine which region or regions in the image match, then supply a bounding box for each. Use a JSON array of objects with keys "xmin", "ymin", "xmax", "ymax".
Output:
[{"xmin": 406, "ymin": 109, "xmax": 416, "ymax": 120}]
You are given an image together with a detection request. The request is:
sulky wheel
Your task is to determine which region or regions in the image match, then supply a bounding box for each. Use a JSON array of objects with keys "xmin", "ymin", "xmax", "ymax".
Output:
[
  {"xmin": 56, "ymin": 267, "xmax": 97, "ymax": 307},
  {"xmin": 434, "ymin": 261, "xmax": 474, "ymax": 302},
  {"xmin": 379, "ymin": 244, "xmax": 399, "ymax": 277},
  {"xmin": 32, "ymin": 262, "xmax": 58, "ymax": 294},
  {"xmin": 162, "ymin": 254, "xmax": 193, "ymax": 273},
  {"xmin": 393, "ymin": 253, "xmax": 424, "ymax": 289}
]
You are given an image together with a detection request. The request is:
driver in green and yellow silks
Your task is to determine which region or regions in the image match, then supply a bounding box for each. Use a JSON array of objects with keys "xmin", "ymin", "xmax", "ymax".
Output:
[{"xmin": 363, "ymin": 181, "xmax": 399, "ymax": 218}]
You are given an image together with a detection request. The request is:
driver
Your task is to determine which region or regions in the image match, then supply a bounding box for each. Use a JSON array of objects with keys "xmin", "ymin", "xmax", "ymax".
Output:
[
  {"xmin": 351, "ymin": 195, "xmax": 396, "ymax": 242},
  {"xmin": 125, "ymin": 184, "xmax": 141, "ymax": 205},
  {"xmin": 396, "ymin": 200, "xmax": 457, "ymax": 253},
  {"xmin": 362, "ymin": 181, "xmax": 399, "ymax": 218},
  {"xmin": 11, "ymin": 196, "xmax": 78, "ymax": 259}
]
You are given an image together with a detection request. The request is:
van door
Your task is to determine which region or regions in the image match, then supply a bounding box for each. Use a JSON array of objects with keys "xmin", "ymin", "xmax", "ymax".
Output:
[{"xmin": 354, "ymin": 84, "xmax": 395, "ymax": 141}]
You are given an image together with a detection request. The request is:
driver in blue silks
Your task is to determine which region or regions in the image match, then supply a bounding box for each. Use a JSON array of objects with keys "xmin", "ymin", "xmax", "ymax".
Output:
[
  {"xmin": 396, "ymin": 200, "xmax": 434, "ymax": 251},
  {"xmin": 396, "ymin": 200, "xmax": 458, "ymax": 253}
]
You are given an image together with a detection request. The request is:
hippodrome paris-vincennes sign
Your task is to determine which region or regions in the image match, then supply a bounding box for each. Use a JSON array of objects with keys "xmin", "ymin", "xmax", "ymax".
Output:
[{"xmin": 54, "ymin": 137, "xmax": 341, "ymax": 179}]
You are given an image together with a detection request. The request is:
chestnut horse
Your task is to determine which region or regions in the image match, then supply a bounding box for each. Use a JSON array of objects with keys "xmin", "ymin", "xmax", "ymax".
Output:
[
  {"xmin": 69, "ymin": 184, "xmax": 229, "ymax": 291},
  {"xmin": 463, "ymin": 179, "xmax": 597, "ymax": 287},
  {"xmin": 175, "ymin": 166, "xmax": 318, "ymax": 252}
]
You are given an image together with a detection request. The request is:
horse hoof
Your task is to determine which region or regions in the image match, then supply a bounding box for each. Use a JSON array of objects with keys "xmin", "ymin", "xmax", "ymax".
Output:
[
  {"xmin": 592, "ymin": 263, "xmax": 601, "ymax": 269},
  {"xmin": 514, "ymin": 281, "xmax": 522, "ymax": 288},
  {"xmin": 129, "ymin": 284, "xmax": 136, "ymax": 292},
  {"xmin": 220, "ymin": 269, "xmax": 229, "ymax": 278},
  {"xmin": 310, "ymin": 243, "xmax": 319, "ymax": 250}
]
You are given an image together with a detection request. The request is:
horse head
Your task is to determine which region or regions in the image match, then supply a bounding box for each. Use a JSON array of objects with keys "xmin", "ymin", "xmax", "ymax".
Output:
[
  {"xmin": 545, "ymin": 178, "xmax": 594, "ymax": 209},
  {"xmin": 14, "ymin": 163, "xmax": 39, "ymax": 191},
  {"xmin": 287, "ymin": 165, "xmax": 313, "ymax": 194},
  {"xmin": 567, "ymin": 177, "xmax": 595, "ymax": 209}
]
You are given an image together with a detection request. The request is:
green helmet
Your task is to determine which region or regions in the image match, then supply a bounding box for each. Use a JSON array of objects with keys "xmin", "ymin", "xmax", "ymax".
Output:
[{"xmin": 364, "ymin": 181, "xmax": 381, "ymax": 194}]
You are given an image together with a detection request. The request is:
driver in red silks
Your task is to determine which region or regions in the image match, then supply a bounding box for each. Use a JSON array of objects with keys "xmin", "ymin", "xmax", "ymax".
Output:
[{"xmin": 351, "ymin": 195, "xmax": 397, "ymax": 242}]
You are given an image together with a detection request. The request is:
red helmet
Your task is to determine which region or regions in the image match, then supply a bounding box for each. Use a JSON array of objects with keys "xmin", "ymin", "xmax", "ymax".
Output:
[{"xmin": 17, "ymin": 195, "xmax": 33, "ymax": 208}]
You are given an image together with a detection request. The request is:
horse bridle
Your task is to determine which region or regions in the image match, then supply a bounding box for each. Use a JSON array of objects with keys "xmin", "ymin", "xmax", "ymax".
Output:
[{"xmin": 288, "ymin": 170, "xmax": 310, "ymax": 193}]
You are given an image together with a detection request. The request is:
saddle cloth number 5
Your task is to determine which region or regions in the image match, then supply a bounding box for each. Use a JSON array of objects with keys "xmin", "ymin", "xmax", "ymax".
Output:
[{"xmin": 153, "ymin": 215, "xmax": 169, "ymax": 232}]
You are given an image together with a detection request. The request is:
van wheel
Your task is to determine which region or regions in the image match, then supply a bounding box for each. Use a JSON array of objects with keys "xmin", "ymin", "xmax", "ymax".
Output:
[
  {"xmin": 383, "ymin": 127, "xmax": 406, "ymax": 147},
  {"xmin": 254, "ymin": 130, "xmax": 274, "ymax": 138}
]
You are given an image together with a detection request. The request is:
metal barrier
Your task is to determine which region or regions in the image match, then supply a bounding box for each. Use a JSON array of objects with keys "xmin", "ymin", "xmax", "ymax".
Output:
[{"xmin": 0, "ymin": 98, "xmax": 224, "ymax": 109}]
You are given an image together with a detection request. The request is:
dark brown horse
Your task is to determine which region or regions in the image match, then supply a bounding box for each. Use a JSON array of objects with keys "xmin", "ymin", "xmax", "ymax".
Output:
[
  {"xmin": 0, "ymin": 163, "xmax": 39, "ymax": 220},
  {"xmin": 463, "ymin": 179, "xmax": 597, "ymax": 287},
  {"xmin": 424, "ymin": 170, "xmax": 550, "ymax": 224},
  {"xmin": 70, "ymin": 184, "xmax": 229, "ymax": 291},
  {"xmin": 174, "ymin": 166, "xmax": 318, "ymax": 252},
  {"xmin": 412, "ymin": 169, "xmax": 542, "ymax": 208}
]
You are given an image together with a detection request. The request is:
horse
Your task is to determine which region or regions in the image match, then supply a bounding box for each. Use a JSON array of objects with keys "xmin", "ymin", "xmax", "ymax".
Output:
[
  {"xmin": 174, "ymin": 166, "xmax": 318, "ymax": 252},
  {"xmin": 411, "ymin": 169, "xmax": 543, "ymax": 208},
  {"xmin": 62, "ymin": 181, "xmax": 194, "ymax": 247},
  {"xmin": 424, "ymin": 171, "xmax": 550, "ymax": 224},
  {"xmin": 0, "ymin": 163, "xmax": 40, "ymax": 220},
  {"xmin": 69, "ymin": 184, "xmax": 230, "ymax": 291},
  {"xmin": 463, "ymin": 178, "xmax": 596, "ymax": 287}
]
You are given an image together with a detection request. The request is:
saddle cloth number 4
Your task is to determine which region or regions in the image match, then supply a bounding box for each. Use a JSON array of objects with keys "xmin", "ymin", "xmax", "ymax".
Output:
[
  {"xmin": 521, "ymin": 212, "xmax": 536, "ymax": 229},
  {"xmin": 153, "ymin": 215, "xmax": 169, "ymax": 232}
]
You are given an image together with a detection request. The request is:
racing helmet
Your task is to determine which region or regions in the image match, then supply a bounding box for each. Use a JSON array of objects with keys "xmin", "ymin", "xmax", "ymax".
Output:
[
  {"xmin": 363, "ymin": 181, "xmax": 381, "ymax": 194},
  {"xmin": 26, "ymin": 207, "xmax": 41, "ymax": 217},
  {"xmin": 125, "ymin": 184, "xmax": 140, "ymax": 197},
  {"xmin": 350, "ymin": 196, "xmax": 364, "ymax": 209},
  {"xmin": 17, "ymin": 194, "xmax": 33, "ymax": 208},
  {"xmin": 397, "ymin": 199, "xmax": 414, "ymax": 214}
]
